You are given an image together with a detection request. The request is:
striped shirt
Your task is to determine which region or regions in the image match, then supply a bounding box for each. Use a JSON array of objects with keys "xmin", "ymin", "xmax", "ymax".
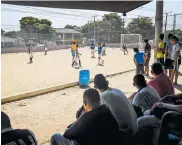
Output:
[{"xmin": 132, "ymin": 85, "xmax": 160, "ymax": 112}]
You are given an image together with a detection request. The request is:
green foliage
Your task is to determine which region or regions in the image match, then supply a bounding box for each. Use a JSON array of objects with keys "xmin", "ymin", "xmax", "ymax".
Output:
[
  {"xmin": 126, "ymin": 17, "xmax": 154, "ymax": 39},
  {"xmin": 64, "ymin": 25, "xmax": 81, "ymax": 32},
  {"xmin": 3, "ymin": 31, "xmax": 19, "ymax": 38}
]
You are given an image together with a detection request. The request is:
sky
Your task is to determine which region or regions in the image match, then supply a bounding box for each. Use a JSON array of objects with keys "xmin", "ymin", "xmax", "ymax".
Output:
[{"xmin": 1, "ymin": 0, "xmax": 182, "ymax": 32}]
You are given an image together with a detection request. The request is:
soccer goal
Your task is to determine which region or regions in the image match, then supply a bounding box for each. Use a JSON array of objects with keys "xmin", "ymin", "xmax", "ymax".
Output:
[{"xmin": 121, "ymin": 34, "xmax": 143, "ymax": 50}]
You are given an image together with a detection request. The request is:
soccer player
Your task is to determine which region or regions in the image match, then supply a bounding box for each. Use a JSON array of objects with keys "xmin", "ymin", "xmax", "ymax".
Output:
[
  {"xmin": 102, "ymin": 42, "xmax": 106, "ymax": 56},
  {"xmin": 27, "ymin": 38, "xmax": 33, "ymax": 63},
  {"xmin": 97, "ymin": 42, "xmax": 104, "ymax": 65},
  {"xmin": 44, "ymin": 41, "xmax": 48, "ymax": 55},
  {"xmin": 170, "ymin": 36, "xmax": 180, "ymax": 83},
  {"xmin": 76, "ymin": 44, "xmax": 82, "ymax": 67},
  {"xmin": 90, "ymin": 40, "xmax": 95, "ymax": 58},
  {"xmin": 122, "ymin": 43, "xmax": 128, "ymax": 55},
  {"xmin": 71, "ymin": 41, "xmax": 77, "ymax": 67}
]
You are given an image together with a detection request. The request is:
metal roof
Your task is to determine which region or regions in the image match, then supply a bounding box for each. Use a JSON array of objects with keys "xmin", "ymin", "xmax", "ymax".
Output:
[
  {"xmin": 55, "ymin": 28, "xmax": 81, "ymax": 34},
  {"xmin": 2, "ymin": 1, "xmax": 151, "ymax": 13}
]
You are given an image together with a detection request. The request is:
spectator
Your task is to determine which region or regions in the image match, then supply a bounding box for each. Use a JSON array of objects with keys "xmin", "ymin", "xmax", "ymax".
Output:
[
  {"xmin": 137, "ymin": 93, "xmax": 182, "ymax": 145},
  {"xmin": 94, "ymin": 74, "xmax": 138, "ymax": 135},
  {"xmin": 51, "ymin": 88, "xmax": 122, "ymax": 145},
  {"xmin": 129, "ymin": 74, "xmax": 160, "ymax": 112},
  {"xmin": 148, "ymin": 62, "xmax": 174, "ymax": 98},
  {"xmin": 155, "ymin": 34, "xmax": 165, "ymax": 66},
  {"xmin": 133, "ymin": 48, "xmax": 145, "ymax": 74},
  {"xmin": 1, "ymin": 111, "xmax": 37, "ymax": 145},
  {"xmin": 170, "ymin": 36, "xmax": 181, "ymax": 83},
  {"xmin": 164, "ymin": 33, "xmax": 173, "ymax": 77},
  {"xmin": 144, "ymin": 39, "xmax": 151, "ymax": 76}
]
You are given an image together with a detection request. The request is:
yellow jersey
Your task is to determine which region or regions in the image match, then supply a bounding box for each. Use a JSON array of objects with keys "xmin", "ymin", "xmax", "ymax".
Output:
[
  {"xmin": 156, "ymin": 41, "xmax": 165, "ymax": 58},
  {"xmin": 71, "ymin": 44, "xmax": 76, "ymax": 51}
]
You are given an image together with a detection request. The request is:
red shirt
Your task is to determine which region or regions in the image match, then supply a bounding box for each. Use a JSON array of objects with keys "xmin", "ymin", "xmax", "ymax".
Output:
[{"xmin": 147, "ymin": 73, "xmax": 175, "ymax": 98}]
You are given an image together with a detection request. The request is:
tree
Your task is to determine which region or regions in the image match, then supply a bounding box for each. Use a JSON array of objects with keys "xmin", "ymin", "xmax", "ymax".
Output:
[
  {"xmin": 80, "ymin": 13, "xmax": 124, "ymax": 42},
  {"xmin": 64, "ymin": 25, "xmax": 81, "ymax": 32},
  {"xmin": 126, "ymin": 17, "xmax": 154, "ymax": 39},
  {"xmin": 3, "ymin": 31, "xmax": 19, "ymax": 38},
  {"xmin": 1, "ymin": 29, "xmax": 5, "ymax": 35},
  {"xmin": 19, "ymin": 16, "xmax": 55, "ymax": 41}
]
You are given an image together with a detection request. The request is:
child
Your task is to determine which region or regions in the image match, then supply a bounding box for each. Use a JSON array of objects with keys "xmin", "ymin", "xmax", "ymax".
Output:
[
  {"xmin": 44, "ymin": 41, "xmax": 48, "ymax": 55},
  {"xmin": 71, "ymin": 41, "xmax": 77, "ymax": 67},
  {"xmin": 170, "ymin": 36, "xmax": 181, "ymax": 83},
  {"xmin": 27, "ymin": 38, "xmax": 33, "ymax": 63},
  {"xmin": 97, "ymin": 43, "xmax": 104, "ymax": 65},
  {"xmin": 76, "ymin": 44, "xmax": 82, "ymax": 67},
  {"xmin": 155, "ymin": 34, "xmax": 165, "ymax": 66},
  {"xmin": 90, "ymin": 40, "xmax": 95, "ymax": 58},
  {"xmin": 144, "ymin": 39, "xmax": 151, "ymax": 76},
  {"xmin": 102, "ymin": 42, "xmax": 106, "ymax": 56},
  {"xmin": 122, "ymin": 43, "xmax": 128, "ymax": 55},
  {"xmin": 133, "ymin": 48, "xmax": 145, "ymax": 74}
]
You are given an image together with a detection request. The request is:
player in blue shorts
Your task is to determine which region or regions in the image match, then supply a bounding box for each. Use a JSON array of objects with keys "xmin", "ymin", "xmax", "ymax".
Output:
[
  {"xmin": 97, "ymin": 43, "xmax": 104, "ymax": 65},
  {"xmin": 90, "ymin": 40, "xmax": 95, "ymax": 58}
]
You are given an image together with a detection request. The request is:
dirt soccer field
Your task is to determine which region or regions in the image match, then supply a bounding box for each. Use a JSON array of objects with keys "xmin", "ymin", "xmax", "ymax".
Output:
[{"xmin": 2, "ymin": 47, "xmax": 153, "ymax": 98}]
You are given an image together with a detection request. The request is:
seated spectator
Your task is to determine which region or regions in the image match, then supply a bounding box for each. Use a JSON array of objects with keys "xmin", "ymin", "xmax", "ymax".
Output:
[
  {"xmin": 51, "ymin": 88, "xmax": 122, "ymax": 145},
  {"xmin": 137, "ymin": 93, "xmax": 182, "ymax": 145},
  {"xmin": 148, "ymin": 62, "xmax": 175, "ymax": 98},
  {"xmin": 94, "ymin": 74, "xmax": 138, "ymax": 135},
  {"xmin": 1, "ymin": 111, "xmax": 37, "ymax": 145},
  {"xmin": 129, "ymin": 74, "xmax": 160, "ymax": 112}
]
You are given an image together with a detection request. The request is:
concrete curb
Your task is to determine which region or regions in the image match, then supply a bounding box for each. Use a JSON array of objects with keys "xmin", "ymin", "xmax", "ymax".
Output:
[{"xmin": 2, "ymin": 68, "xmax": 135, "ymax": 104}]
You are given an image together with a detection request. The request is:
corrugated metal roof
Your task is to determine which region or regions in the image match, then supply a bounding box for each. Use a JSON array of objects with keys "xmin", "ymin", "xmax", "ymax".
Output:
[
  {"xmin": 55, "ymin": 28, "xmax": 81, "ymax": 34},
  {"xmin": 1, "ymin": 36, "xmax": 17, "ymax": 42}
]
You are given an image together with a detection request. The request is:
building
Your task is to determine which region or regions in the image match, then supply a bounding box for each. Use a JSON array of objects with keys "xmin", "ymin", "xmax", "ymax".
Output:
[
  {"xmin": 1, "ymin": 36, "xmax": 25, "ymax": 48},
  {"xmin": 55, "ymin": 28, "xmax": 81, "ymax": 44}
]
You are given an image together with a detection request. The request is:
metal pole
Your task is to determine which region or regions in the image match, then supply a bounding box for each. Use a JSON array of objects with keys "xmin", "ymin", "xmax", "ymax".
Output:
[
  {"xmin": 154, "ymin": 0, "xmax": 163, "ymax": 61},
  {"xmin": 164, "ymin": 12, "xmax": 168, "ymax": 42},
  {"xmin": 173, "ymin": 14, "xmax": 176, "ymax": 35},
  {"xmin": 93, "ymin": 16, "xmax": 96, "ymax": 43},
  {"xmin": 123, "ymin": 18, "xmax": 125, "ymax": 34}
]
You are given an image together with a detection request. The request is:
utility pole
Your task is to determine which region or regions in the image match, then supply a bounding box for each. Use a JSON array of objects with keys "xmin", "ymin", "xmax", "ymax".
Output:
[
  {"xmin": 154, "ymin": 0, "xmax": 163, "ymax": 61},
  {"xmin": 164, "ymin": 11, "xmax": 172, "ymax": 41},
  {"xmin": 92, "ymin": 15, "xmax": 96, "ymax": 44},
  {"xmin": 123, "ymin": 18, "xmax": 125, "ymax": 34},
  {"xmin": 173, "ymin": 14, "xmax": 176, "ymax": 35}
]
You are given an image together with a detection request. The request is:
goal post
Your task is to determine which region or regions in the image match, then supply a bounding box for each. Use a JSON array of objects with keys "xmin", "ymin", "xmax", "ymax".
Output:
[{"xmin": 121, "ymin": 34, "xmax": 143, "ymax": 50}]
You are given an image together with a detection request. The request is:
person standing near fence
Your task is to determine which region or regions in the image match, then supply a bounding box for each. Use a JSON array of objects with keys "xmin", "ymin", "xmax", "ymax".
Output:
[
  {"xmin": 102, "ymin": 42, "xmax": 106, "ymax": 56},
  {"xmin": 144, "ymin": 39, "xmax": 151, "ymax": 76},
  {"xmin": 97, "ymin": 42, "xmax": 104, "ymax": 65},
  {"xmin": 76, "ymin": 44, "xmax": 82, "ymax": 67},
  {"xmin": 27, "ymin": 38, "xmax": 33, "ymax": 63}
]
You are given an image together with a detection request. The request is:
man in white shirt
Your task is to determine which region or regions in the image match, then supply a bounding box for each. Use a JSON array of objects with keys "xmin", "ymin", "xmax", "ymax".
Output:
[{"xmin": 170, "ymin": 36, "xmax": 181, "ymax": 83}]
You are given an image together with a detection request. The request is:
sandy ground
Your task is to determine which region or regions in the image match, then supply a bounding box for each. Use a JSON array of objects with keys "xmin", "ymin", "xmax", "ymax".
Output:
[
  {"xmin": 2, "ymin": 69, "xmax": 182, "ymax": 145},
  {"xmin": 2, "ymin": 47, "xmax": 153, "ymax": 98}
]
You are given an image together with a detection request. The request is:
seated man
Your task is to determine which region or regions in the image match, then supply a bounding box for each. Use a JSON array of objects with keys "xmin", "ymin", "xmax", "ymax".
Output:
[
  {"xmin": 51, "ymin": 88, "xmax": 122, "ymax": 145},
  {"xmin": 148, "ymin": 62, "xmax": 175, "ymax": 98},
  {"xmin": 94, "ymin": 74, "xmax": 138, "ymax": 135},
  {"xmin": 129, "ymin": 74, "xmax": 160, "ymax": 112},
  {"xmin": 1, "ymin": 111, "xmax": 37, "ymax": 145},
  {"xmin": 137, "ymin": 93, "xmax": 182, "ymax": 145}
]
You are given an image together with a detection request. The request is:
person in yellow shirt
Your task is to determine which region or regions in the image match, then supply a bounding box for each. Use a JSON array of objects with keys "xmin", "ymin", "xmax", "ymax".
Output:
[
  {"xmin": 71, "ymin": 41, "xmax": 77, "ymax": 67},
  {"xmin": 155, "ymin": 34, "xmax": 165, "ymax": 66}
]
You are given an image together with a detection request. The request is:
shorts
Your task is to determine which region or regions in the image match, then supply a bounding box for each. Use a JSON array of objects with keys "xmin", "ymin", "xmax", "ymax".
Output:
[
  {"xmin": 144, "ymin": 57, "xmax": 150, "ymax": 66},
  {"xmin": 98, "ymin": 53, "xmax": 102, "ymax": 58},
  {"xmin": 72, "ymin": 51, "xmax": 76, "ymax": 57},
  {"xmin": 136, "ymin": 64, "xmax": 144, "ymax": 74},
  {"xmin": 157, "ymin": 58, "xmax": 164, "ymax": 66},
  {"xmin": 171, "ymin": 60, "xmax": 179, "ymax": 71},
  {"xmin": 91, "ymin": 49, "xmax": 95, "ymax": 53},
  {"xmin": 164, "ymin": 58, "xmax": 173, "ymax": 69},
  {"xmin": 44, "ymin": 47, "xmax": 48, "ymax": 51}
]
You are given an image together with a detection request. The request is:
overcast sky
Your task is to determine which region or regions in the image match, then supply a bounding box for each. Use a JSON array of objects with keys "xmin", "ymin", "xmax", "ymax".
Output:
[{"xmin": 1, "ymin": 0, "xmax": 182, "ymax": 32}]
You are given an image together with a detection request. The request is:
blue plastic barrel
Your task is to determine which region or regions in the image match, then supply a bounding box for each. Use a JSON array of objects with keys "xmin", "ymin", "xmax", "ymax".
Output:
[{"xmin": 79, "ymin": 70, "xmax": 90, "ymax": 87}]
